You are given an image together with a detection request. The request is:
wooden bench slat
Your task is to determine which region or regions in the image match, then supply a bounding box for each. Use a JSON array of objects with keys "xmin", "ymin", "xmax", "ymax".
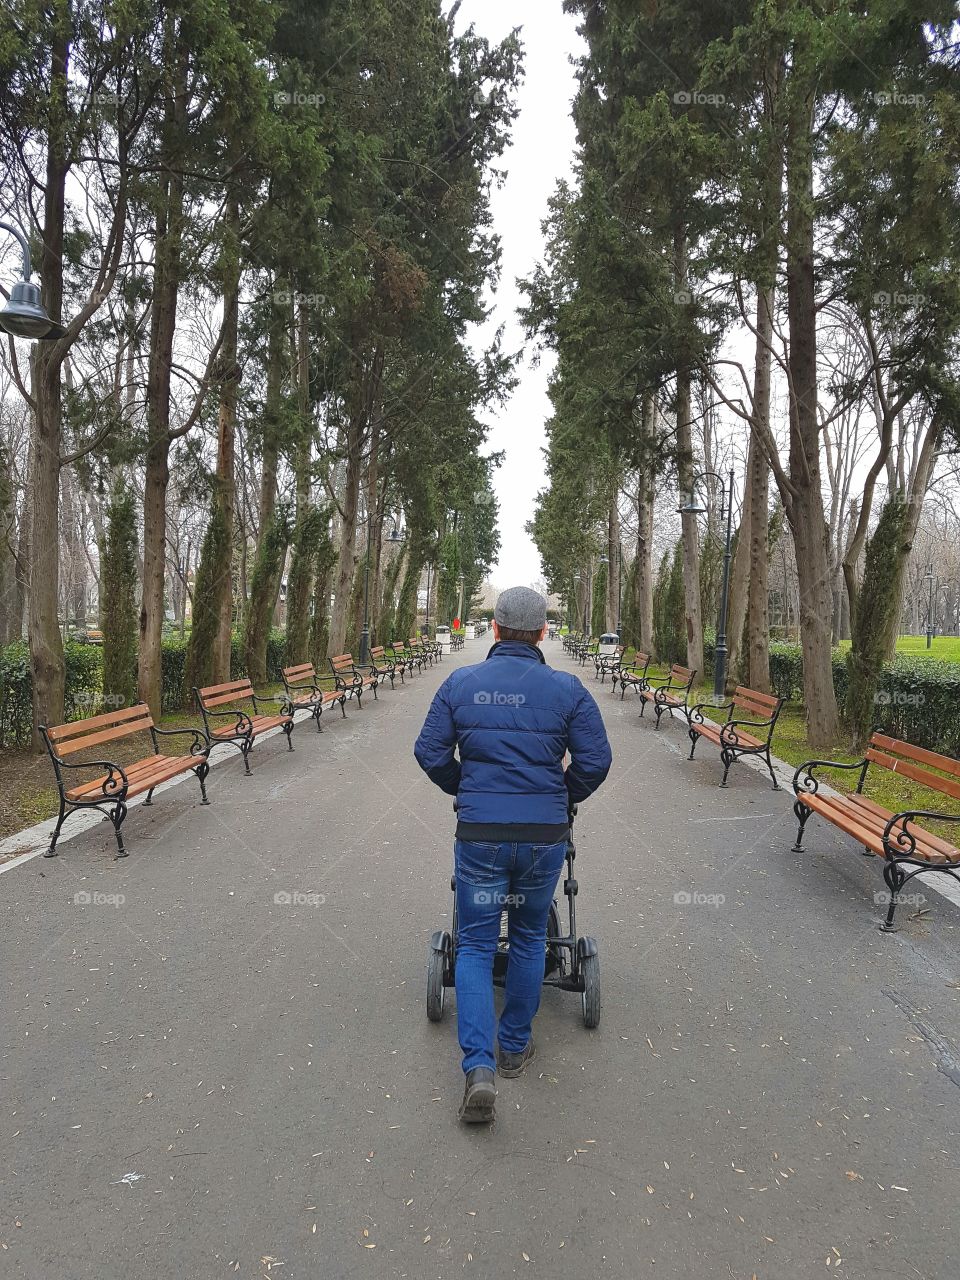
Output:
[
  {"xmin": 799, "ymin": 792, "xmax": 886, "ymax": 855},
  {"xmin": 47, "ymin": 703, "xmax": 152, "ymax": 742},
  {"xmin": 65, "ymin": 753, "xmax": 199, "ymax": 801},
  {"xmin": 865, "ymin": 748, "xmax": 960, "ymax": 801},
  {"xmin": 799, "ymin": 791, "xmax": 960, "ymax": 864},
  {"xmin": 283, "ymin": 663, "xmax": 314, "ymax": 679},
  {"xmin": 871, "ymin": 733, "xmax": 960, "ymax": 781},
  {"xmin": 53, "ymin": 714, "xmax": 155, "ymax": 756},
  {"xmin": 733, "ymin": 692, "xmax": 778, "ymax": 717},
  {"xmin": 202, "ymin": 689, "xmax": 255, "ymax": 709},
  {"xmin": 847, "ymin": 794, "xmax": 960, "ymax": 860},
  {"xmin": 198, "ymin": 679, "xmax": 253, "ymax": 699},
  {"xmin": 734, "ymin": 685, "xmax": 779, "ymax": 710}
]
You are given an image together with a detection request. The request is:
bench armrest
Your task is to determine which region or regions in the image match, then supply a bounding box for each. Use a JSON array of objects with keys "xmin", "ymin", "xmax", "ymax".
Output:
[
  {"xmin": 689, "ymin": 700, "xmax": 733, "ymax": 726},
  {"xmin": 721, "ymin": 716, "xmax": 775, "ymax": 745},
  {"xmin": 56, "ymin": 757, "xmax": 130, "ymax": 796},
  {"xmin": 882, "ymin": 810, "xmax": 960, "ymax": 858},
  {"xmin": 251, "ymin": 692, "xmax": 293, "ymax": 716},
  {"xmin": 792, "ymin": 756, "xmax": 869, "ymax": 796},
  {"xmin": 150, "ymin": 725, "xmax": 210, "ymax": 755},
  {"xmin": 332, "ymin": 670, "xmax": 362, "ymax": 691},
  {"xmin": 201, "ymin": 706, "xmax": 254, "ymax": 736}
]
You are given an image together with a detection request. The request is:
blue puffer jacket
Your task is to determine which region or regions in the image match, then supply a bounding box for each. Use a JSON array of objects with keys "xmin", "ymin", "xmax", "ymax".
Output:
[{"xmin": 413, "ymin": 641, "xmax": 612, "ymax": 825}]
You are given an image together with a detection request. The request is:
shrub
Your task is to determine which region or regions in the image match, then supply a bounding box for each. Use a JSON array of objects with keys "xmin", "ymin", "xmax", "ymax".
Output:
[{"xmin": 0, "ymin": 639, "xmax": 104, "ymax": 748}]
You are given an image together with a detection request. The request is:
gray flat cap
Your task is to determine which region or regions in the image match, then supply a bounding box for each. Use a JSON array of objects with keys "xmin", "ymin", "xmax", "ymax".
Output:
[{"xmin": 495, "ymin": 586, "xmax": 547, "ymax": 632}]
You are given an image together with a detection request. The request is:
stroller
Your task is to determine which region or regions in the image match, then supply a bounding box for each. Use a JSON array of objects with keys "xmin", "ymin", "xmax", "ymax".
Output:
[{"xmin": 426, "ymin": 804, "xmax": 600, "ymax": 1028}]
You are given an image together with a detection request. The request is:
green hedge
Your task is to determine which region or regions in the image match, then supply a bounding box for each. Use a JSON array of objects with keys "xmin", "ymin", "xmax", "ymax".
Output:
[
  {"xmin": 767, "ymin": 642, "xmax": 960, "ymax": 755},
  {"xmin": 0, "ymin": 629, "xmax": 289, "ymax": 747}
]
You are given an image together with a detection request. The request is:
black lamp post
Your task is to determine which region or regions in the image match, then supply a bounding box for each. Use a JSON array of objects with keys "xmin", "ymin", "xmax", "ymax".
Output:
[
  {"xmin": 923, "ymin": 566, "xmax": 936, "ymax": 650},
  {"xmin": 359, "ymin": 519, "xmax": 403, "ymax": 664},
  {"xmin": 573, "ymin": 571, "xmax": 583, "ymax": 634},
  {"xmin": 457, "ymin": 573, "xmax": 465, "ymax": 626},
  {"xmin": 0, "ymin": 220, "xmax": 66, "ymax": 339},
  {"xmin": 679, "ymin": 467, "xmax": 735, "ymax": 698}
]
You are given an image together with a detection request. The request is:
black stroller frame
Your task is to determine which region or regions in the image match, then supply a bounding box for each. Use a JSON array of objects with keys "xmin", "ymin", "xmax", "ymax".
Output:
[{"xmin": 426, "ymin": 806, "xmax": 600, "ymax": 1028}]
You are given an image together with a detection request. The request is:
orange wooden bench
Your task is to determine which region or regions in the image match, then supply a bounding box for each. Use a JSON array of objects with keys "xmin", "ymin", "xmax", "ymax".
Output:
[
  {"xmin": 392, "ymin": 638, "xmax": 424, "ymax": 674},
  {"xmin": 639, "ymin": 663, "xmax": 697, "ymax": 728},
  {"xmin": 688, "ymin": 685, "xmax": 784, "ymax": 789},
  {"xmin": 792, "ymin": 733, "xmax": 960, "ymax": 930},
  {"xmin": 617, "ymin": 650, "xmax": 651, "ymax": 698},
  {"xmin": 194, "ymin": 678, "xmax": 293, "ymax": 774},
  {"xmin": 328, "ymin": 653, "xmax": 378, "ymax": 706},
  {"xmin": 40, "ymin": 703, "xmax": 210, "ymax": 858},
  {"xmin": 594, "ymin": 644, "xmax": 625, "ymax": 684},
  {"xmin": 369, "ymin": 645, "xmax": 403, "ymax": 688},
  {"xmin": 408, "ymin": 636, "xmax": 435, "ymax": 667},
  {"xmin": 281, "ymin": 662, "xmax": 347, "ymax": 731}
]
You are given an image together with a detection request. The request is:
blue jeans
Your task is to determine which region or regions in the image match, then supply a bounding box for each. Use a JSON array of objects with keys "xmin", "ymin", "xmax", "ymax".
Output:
[{"xmin": 454, "ymin": 838, "xmax": 568, "ymax": 1074}]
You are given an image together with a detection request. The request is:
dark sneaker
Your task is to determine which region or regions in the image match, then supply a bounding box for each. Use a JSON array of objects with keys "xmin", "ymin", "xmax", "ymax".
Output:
[
  {"xmin": 496, "ymin": 1038, "xmax": 536, "ymax": 1078},
  {"xmin": 458, "ymin": 1067, "xmax": 497, "ymax": 1124}
]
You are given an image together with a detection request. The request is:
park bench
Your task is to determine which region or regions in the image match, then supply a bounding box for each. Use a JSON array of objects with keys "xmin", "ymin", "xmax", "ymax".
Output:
[
  {"xmin": 594, "ymin": 644, "xmax": 625, "ymax": 684},
  {"xmin": 329, "ymin": 653, "xmax": 378, "ymax": 705},
  {"xmin": 451, "ymin": 631, "xmax": 465, "ymax": 651},
  {"xmin": 617, "ymin": 650, "xmax": 651, "ymax": 699},
  {"xmin": 40, "ymin": 703, "xmax": 211, "ymax": 858},
  {"xmin": 575, "ymin": 638, "xmax": 598, "ymax": 666},
  {"xmin": 369, "ymin": 644, "xmax": 403, "ymax": 688},
  {"xmin": 390, "ymin": 638, "xmax": 424, "ymax": 674},
  {"xmin": 638, "ymin": 663, "xmax": 697, "ymax": 729},
  {"xmin": 281, "ymin": 662, "xmax": 347, "ymax": 731},
  {"xmin": 791, "ymin": 733, "xmax": 960, "ymax": 931},
  {"xmin": 687, "ymin": 685, "xmax": 785, "ymax": 789},
  {"xmin": 387, "ymin": 639, "xmax": 419, "ymax": 677},
  {"xmin": 194, "ymin": 678, "xmax": 294, "ymax": 774},
  {"xmin": 408, "ymin": 636, "xmax": 435, "ymax": 667}
]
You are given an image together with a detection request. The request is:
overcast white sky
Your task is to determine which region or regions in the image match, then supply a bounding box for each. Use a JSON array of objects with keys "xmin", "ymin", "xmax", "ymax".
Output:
[{"xmin": 452, "ymin": 1, "xmax": 586, "ymax": 589}]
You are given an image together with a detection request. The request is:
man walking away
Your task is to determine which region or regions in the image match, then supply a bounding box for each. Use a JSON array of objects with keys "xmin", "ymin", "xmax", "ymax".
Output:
[{"xmin": 414, "ymin": 586, "xmax": 612, "ymax": 1124}]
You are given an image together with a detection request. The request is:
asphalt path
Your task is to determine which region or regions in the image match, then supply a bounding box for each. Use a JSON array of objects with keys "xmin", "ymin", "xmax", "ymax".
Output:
[{"xmin": 2, "ymin": 639, "xmax": 959, "ymax": 1279}]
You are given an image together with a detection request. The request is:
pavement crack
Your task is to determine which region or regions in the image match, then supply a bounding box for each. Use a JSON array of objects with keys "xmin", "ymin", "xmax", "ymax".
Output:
[{"xmin": 882, "ymin": 986, "xmax": 960, "ymax": 1088}]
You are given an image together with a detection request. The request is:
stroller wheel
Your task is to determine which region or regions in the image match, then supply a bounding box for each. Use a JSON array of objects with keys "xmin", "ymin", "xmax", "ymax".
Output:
[
  {"xmin": 427, "ymin": 940, "xmax": 448, "ymax": 1022},
  {"xmin": 580, "ymin": 951, "xmax": 600, "ymax": 1029}
]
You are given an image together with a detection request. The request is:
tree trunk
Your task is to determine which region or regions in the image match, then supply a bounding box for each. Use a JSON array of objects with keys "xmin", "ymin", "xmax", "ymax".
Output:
[
  {"xmin": 138, "ymin": 33, "xmax": 186, "ymax": 716},
  {"xmin": 14, "ymin": 424, "xmax": 33, "ymax": 639},
  {"xmin": 745, "ymin": 286, "xmax": 774, "ymax": 693},
  {"xmin": 676, "ymin": 372, "xmax": 704, "ymax": 677},
  {"xmin": 243, "ymin": 304, "xmax": 287, "ymax": 683},
  {"xmin": 212, "ymin": 189, "xmax": 241, "ymax": 680},
  {"xmin": 29, "ymin": 28, "xmax": 70, "ymax": 743},
  {"xmin": 723, "ymin": 461, "xmax": 752, "ymax": 689},
  {"xmin": 60, "ymin": 465, "xmax": 86, "ymax": 626},
  {"xmin": 785, "ymin": 59, "xmax": 838, "ymax": 746},
  {"xmin": 328, "ymin": 414, "xmax": 364, "ymax": 654},
  {"xmin": 0, "ymin": 439, "xmax": 15, "ymax": 644},
  {"xmin": 607, "ymin": 491, "xmax": 620, "ymax": 633}
]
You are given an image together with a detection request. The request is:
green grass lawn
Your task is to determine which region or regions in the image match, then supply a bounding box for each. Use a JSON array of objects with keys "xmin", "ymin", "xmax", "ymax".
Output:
[{"xmin": 833, "ymin": 634, "xmax": 960, "ymax": 662}]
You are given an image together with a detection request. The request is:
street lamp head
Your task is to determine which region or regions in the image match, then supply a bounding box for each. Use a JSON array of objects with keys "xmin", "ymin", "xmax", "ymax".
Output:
[
  {"xmin": 0, "ymin": 279, "xmax": 66, "ymax": 340},
  {"xmin": 387, "ymin": 524, "xmax": 404, "ymax": 543},
  {"xmin": 678, "ymin": 490, "xmax": 708, "ymax": 516},
  {"xmin": 599, "ymin": 554, "xmax": 609, "ymax": 566}
]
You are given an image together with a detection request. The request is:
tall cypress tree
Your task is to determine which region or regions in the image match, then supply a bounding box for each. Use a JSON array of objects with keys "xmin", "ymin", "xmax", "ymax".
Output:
[{"xmin": 102, "ymin": 486, "xmax": 139, "ymax": 711}]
